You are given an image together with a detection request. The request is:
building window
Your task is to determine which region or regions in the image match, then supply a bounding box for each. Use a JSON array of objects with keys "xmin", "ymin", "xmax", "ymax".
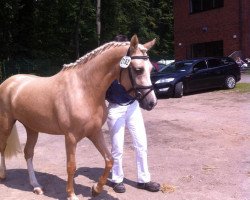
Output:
[
  {"xmin": 190, "ymin": 0, "xmax": 224, "ymax": 13},
  {"xmin": 191, "ymin": 40, "xmax": 223, "ymax": 58}
]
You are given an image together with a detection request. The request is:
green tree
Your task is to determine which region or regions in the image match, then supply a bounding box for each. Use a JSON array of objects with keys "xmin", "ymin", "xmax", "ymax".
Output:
[
  {"xmin": 0, "ymin": 0, "xmax": 174, "ymax": 67},
  {"xmin": 100, "ymin": 0, "xmax": 173, "ymax": 59},
  {"xmin": 0, "ymin": 0, "xmax": 21, "ymax": 59},
  {"xmin": 146, "ymin": 0, "xmax": 174, "ymax": 59}
]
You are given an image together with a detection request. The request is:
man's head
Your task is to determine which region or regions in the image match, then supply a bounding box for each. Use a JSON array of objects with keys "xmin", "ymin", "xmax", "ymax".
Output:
[{"xmin": 114, "ymin": 35, "xmax": 128, "ymax": 42}]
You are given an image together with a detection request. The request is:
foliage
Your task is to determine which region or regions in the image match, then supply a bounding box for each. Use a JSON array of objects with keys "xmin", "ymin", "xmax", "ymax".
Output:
[
  {"xmin": 0, "ymin": 0, "xmax": 173, "ymax": 67},
  {"xmin": 101, "ymin": 0, "xmax": 173, "ymax": 60}
]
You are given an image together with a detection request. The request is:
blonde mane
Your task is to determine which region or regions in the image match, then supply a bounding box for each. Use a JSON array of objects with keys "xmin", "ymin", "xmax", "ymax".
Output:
[{"xmin": 62, "ymin": 41, "xmax": 130, "ymax": 70}]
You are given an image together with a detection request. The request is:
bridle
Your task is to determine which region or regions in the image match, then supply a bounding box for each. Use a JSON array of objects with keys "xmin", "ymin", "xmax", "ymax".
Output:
[{"xmin": 119, "ymin": 47, "xmax": 154, "ymax": 105}]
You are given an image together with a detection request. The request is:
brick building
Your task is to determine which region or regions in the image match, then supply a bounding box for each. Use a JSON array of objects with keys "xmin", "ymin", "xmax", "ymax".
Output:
[{"xmin": 174, "ymin": 0, "xmax": 250, "ymax": 61}]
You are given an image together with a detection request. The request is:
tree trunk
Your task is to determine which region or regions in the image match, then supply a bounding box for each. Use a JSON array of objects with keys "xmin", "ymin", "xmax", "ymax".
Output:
[
  {"xmin": 75, "ymin": 0, "xmax": 84, "ymax": 59},
  {"xmin": 96, "ymin": 0, "xmax": 101, "ymax": 46}
]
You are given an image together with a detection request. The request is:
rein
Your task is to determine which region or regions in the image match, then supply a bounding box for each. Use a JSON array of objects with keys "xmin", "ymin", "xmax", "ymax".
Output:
[{"xmin": 119, "ymin": 48, "xmax": 154, "ymax": 105}]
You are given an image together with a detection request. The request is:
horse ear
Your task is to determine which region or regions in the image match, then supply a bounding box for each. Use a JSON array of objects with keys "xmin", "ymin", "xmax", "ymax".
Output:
[
  {"xmin": 130, "ymin": 34, "xmax": 139, "ymax": 53},
  {"xmin": 143, "ymin": 38, "xmax": 156, "ymax": 50}
]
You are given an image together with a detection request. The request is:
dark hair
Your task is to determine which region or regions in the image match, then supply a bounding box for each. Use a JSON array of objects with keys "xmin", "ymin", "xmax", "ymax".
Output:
[{"xmin": 114, "ymin": 35, "xmax": 128, "ymax": 42}]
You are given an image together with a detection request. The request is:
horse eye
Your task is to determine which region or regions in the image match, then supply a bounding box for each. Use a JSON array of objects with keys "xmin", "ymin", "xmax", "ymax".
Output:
[{"xmin": 134, "ymin": 67, "xmax": 144, "ymax": 75}]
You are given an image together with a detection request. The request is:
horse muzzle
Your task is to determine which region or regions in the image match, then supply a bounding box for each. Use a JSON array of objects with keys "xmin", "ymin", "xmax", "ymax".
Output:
[
  {"xmin": 136, "ymin": 86, "xmax": 157, "ymax": 111},
  {"xmin": 139, "ymin": 98, "xmax": 157, "ymax": 111}
]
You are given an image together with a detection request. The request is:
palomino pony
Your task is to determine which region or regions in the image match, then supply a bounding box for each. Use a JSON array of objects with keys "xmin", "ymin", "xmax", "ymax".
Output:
[{"xmin": 0, "ymin": 35, "xmax": 157, "ymax": 200}]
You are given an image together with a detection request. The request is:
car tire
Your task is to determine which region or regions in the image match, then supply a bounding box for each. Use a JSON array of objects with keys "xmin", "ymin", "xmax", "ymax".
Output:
[
  {"xmin": 174, "ymin": 82, "xmax": 183, "ymax": 98},
  {"xmin": 225, "ymin": 75, "xmax": 236, "ymax": 89}
]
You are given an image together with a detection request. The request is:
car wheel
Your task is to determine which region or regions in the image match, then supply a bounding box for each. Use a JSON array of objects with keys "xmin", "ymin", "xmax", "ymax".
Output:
[
  {"xmin": 225, "ymin": 75, "xmax": 236, "ymax": 89},
  {"xmin": 174, "ymin": 82, "xmax": 183, "ymax": 98}
]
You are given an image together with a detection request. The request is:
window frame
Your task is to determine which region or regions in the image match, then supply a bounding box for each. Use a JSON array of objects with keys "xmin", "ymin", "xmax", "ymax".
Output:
[
  {"xmin": 193, "ymin": 61, "xmax": 207, "ymax": 71},
  {"xmin": 207, "ymin": 58, "xmax": 222, "ymax": 69},
  {"xmin": 189, "ymin": 0, "xmax": 224, "ymax": 14}
]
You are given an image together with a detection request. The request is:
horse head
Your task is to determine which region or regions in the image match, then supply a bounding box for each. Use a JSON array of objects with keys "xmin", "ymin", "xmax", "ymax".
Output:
[{"xmin": 120, "ymin": 35, "xmax": 157, "ymax": 111}]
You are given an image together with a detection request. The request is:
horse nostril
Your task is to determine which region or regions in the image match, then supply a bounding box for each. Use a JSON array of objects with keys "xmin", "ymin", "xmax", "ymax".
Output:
[{"xmin": 149, "ymin": 101, "xmax": 156, "ymax": 109}]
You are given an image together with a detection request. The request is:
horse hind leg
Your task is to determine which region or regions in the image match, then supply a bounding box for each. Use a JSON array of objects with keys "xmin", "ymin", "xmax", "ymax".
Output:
[
  {"xmin": 24, "ymin": 126, "xmax": 43, "ymax": 195},
  {"xmin": 0, "ymin": 120, "xmax": 18, "ymax": 180},
  {"xmin": 88, "ymin": 132, "xmax": 113, "ymax": 197}
]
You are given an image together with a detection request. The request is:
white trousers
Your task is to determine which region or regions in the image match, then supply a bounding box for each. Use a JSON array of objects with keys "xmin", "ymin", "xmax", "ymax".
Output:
[{"xmin": 107, "ymin": 100, "xmax": 151, "ymax": 183}]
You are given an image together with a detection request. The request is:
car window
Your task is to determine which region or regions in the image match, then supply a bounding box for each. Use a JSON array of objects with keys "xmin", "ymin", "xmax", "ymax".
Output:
[
  {"xmin": 159, "ymin": 61, "xmax": 193, "ymax": 73},
  {"xmin": 158, "ymin": 63, "xmax": 168, "ymax": 70},
  {"xmin": 193, "ymin": 61, "xmax": 207, "ymax": 71},
  {"xmin": 221, "ymin": 57, "xmax": 236, "ymax": 65},
  {"xmin": 151, "ymin": 63, "xmax": 169, "ymax": 74},
  {"xmin": 207, "ymin": 59, "xmax": 221, "ymax": 68}
]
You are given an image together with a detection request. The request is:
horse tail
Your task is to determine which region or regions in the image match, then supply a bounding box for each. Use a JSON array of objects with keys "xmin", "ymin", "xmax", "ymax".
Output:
[{"xmin": 4, "ymin": 124, "xmax": 22, "ymax": 159}]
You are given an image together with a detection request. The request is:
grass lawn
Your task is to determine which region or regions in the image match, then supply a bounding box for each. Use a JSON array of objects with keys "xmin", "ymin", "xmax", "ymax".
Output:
[
  {"xmin": 241, "ymin": 69, "xmax": 250, "ymax": 75},
  {"xmin": 234, "ymin": 82, "xmax": 250, "ymax": 93}
]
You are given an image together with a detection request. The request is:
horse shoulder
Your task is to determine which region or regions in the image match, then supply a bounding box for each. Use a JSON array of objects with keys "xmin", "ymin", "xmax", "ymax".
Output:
[{"xmin": 55, "ymin": 95, "xmax": 106, "ymax": 136}]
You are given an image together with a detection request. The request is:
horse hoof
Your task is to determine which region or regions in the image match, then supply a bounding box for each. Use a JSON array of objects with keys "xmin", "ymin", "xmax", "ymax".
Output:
[
  {"xmin": 0, "ymin": 174, "xmax": 6, "ymax": 180},
  {"xmin": 0, "ymin": 170, "xmax": 6, "ymax": 180},
  {"xmin": 67, "ymin": 194, "xmax": 79, "ymax": 200},
  {"xmin": 33, "ymin": 187, "xmax": 44, "ymax": 195},
  {"xmin": 91, "ymin": 185, "xmax": 101, "ymax": 197}
]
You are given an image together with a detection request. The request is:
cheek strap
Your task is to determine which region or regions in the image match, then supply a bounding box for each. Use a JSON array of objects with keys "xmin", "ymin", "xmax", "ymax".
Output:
[{"xmin": 119, "ymin": 47, "xmax": 153, "ymax": 103}]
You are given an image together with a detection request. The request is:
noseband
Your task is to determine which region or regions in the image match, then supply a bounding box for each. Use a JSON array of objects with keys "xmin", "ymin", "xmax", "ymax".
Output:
[{"xmin": 119, "ymin": 48, "xmax": 154, "ymax": 104}]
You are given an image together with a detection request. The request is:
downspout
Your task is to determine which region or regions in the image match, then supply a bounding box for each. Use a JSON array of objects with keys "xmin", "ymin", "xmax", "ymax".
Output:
[{"xmin": 239, "ymin": 0, "xmax": 243, "ymax": 56}]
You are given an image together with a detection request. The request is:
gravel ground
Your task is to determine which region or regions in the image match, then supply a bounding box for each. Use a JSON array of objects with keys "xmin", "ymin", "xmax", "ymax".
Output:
[{"xmin": 0, "ymin": 74, "xmax": 249, "ymax": 200}]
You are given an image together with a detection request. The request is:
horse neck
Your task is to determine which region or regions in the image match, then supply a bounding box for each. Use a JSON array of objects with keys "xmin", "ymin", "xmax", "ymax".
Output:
[{"xmin": 76, "ymin": 45, "xmax": 129, "ymax": 99}]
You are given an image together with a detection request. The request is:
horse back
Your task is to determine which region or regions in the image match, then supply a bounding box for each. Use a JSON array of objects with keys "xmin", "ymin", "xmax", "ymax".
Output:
[{"xmin": 0, "ymin": 73, "xmax": 106, "ymax": 137}]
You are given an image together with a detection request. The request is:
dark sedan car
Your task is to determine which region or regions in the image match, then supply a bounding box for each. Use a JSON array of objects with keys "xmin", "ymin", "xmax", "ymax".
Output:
[
  {"xmin": 151, "ymin": 57, "xmax": 241, "ymax": 98},
  {"xmin": 151, "ymin": 62, "xmax": 170, "ymax": 73}
]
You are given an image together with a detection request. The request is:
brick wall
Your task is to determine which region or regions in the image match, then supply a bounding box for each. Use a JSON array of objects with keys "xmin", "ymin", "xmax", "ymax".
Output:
[
  {"xmin": 174, "ymin": 0, "xmax": 249, "ymax": 60},
  {"xmin": 241, "ymin": 0, "xmax": 250, "ymax": 59}
]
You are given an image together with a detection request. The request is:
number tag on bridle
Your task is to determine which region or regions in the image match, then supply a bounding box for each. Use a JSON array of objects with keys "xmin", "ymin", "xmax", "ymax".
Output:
[{"xmin": 120, "ymin": 56, "xmax": 131, "ymax": 68}]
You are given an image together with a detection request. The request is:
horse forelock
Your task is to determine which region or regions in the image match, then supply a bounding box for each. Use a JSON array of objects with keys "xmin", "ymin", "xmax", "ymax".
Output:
[
  {"xmin": 62, "ymin": 41, "xmax": 130, "ymax": 70},
  {"xmin": 138, "ymin": 44, "xmax": 147, "ymax": 54}
]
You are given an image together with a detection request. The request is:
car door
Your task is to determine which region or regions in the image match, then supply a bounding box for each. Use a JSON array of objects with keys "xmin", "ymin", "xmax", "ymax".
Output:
[
  {"xmin": 206, "ymin": 58, "xmax": 225, "ymax": 86},
  {"xmin": 185, "ymin": 60, "xmax": 209, "ymax": 91}
]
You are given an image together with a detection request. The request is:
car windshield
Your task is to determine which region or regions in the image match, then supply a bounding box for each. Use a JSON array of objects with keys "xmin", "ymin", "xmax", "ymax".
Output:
[{"xmin": 159, "ymin": 61, "xmax": 194, "ymax": 73}]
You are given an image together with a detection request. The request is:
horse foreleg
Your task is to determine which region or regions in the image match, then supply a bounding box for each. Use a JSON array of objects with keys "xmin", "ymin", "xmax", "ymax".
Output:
[
  {"xmin": 24, "ymin": 127, "xmax": 43, "ymax": 195},
  {"xmin": 0, "ymin": 153, "xmax": 6, "ymax": 180},
  {"xmin": 89, "ymin": 132, "xmax": 113, "ymax": 197},
  {"xmin": 65, "ymin": 133, "xmax": 78, "ymax": 200},
  {"xmin": 0, "ymin": 139, "xmax": 7, "ymax": 180}
]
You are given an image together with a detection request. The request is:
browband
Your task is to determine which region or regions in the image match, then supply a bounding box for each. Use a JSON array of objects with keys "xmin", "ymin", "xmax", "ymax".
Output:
[
  {"xmin": 126, "ymin": 48, "xmax": 149, "ymax": 60},
  {"xmin": 131, "ymin": 56, "xmax": 149, "ymax": 60}
]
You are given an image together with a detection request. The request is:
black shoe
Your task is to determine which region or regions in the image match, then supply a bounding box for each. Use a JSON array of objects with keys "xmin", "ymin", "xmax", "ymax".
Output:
[
  {"xmin": 112, "ymin": 182, "xmax": 126, "ymax": 193},
  {"xmin": 137, "ymin": 181, "xmax": 160, "ymax": 192}
]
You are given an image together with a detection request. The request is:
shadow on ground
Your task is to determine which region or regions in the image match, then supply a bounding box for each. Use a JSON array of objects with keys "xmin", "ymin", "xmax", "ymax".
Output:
[
  {"xmin": 76, "ymin": 167, "xmax": 138, "ymax": 189},
  {"xmin": 1, "ymin": 168, "xmax": 122, "ymax": 200}
]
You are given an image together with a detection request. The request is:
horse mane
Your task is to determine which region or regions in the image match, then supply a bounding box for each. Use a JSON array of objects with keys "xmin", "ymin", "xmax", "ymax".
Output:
[{"xmin": 62, "ymin": 41, "xmax": 130, "ymax": 70}]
